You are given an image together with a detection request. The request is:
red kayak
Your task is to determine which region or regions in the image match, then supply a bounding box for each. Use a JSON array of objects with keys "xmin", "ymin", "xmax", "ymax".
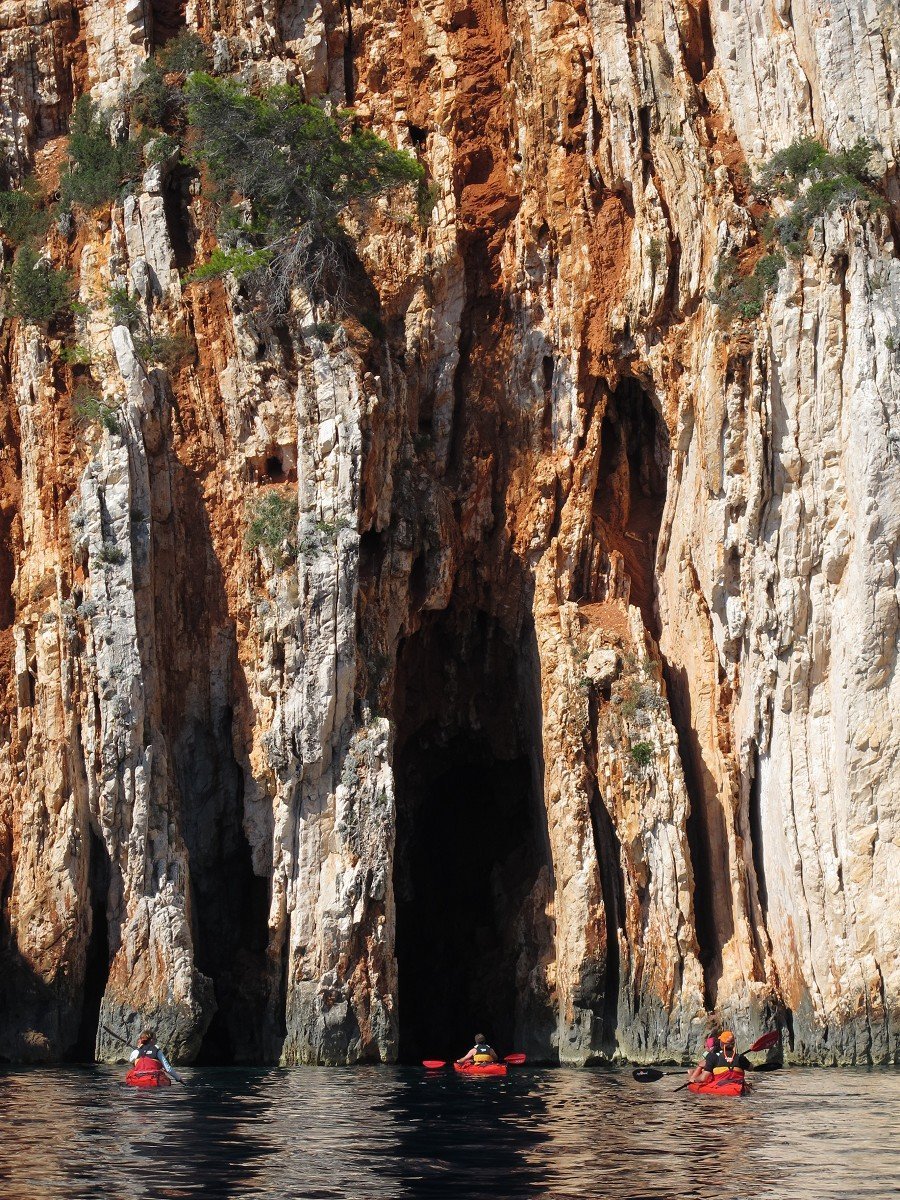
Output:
[
  {"xmin": 688, "ymin": 1071, "xmax": 747, "ymax": 1097},
  {"xmin": 454, "ymin": 1062, "xmax": 507, "ymax": 1078},
  {"xmin": 125, "ymin": 1061, "xmax": 171, "ymax": 1088}
]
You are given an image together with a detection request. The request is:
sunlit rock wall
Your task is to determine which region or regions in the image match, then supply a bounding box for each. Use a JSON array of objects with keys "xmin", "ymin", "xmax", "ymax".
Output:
[{"xmin": 0, "ymin": 0, "xmax": 897, "ymax": 1064}]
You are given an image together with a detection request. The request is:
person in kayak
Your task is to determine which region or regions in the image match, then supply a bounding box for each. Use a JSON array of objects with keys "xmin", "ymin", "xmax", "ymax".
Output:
[
  {"xmin": 685, "ymin": 1033, "xmax": 719, "ymax": 1083},
  {"xmin": 129, "ymin": 1030, "xmax": 184, "ymax": 1083},
  {"xmin": 456, "ymin": 1034, "xmax": 498, "ymax": 1065},
  {"xmin": 687, "ymin": 1029, "xmax": 751, "ymax": 1085}
]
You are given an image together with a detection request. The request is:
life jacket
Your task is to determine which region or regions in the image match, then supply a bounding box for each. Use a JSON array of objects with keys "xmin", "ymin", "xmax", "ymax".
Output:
[
  {"xmin": 710, "ymin": 1048, "xmax": 744, "ymax": 1078},
  {"xmin": 126, "ymin": 1047, "xmax": 170, "ymax": 1087},
  {"xmin": 473, "ymin": 1043, "xmax": 494, "ymax": 1064}
]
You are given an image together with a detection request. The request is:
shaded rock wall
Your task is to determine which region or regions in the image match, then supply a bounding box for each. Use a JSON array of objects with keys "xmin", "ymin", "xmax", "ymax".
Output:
[{"xmin": 0, "ymin": 0, "xmax": 897, "ymax": 1064}]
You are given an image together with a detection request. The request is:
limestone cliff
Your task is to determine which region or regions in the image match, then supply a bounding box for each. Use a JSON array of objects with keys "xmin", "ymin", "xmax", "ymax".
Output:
[{"xmin": 0, "ymin": 0, "xmax": 897, "ymax": 1066}]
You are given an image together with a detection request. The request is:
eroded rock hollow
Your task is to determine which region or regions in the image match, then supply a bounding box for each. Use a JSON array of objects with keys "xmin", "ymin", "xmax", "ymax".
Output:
[{"xmin": 0, "ymin": 0, "xmax": 898, "ymax": 1065}]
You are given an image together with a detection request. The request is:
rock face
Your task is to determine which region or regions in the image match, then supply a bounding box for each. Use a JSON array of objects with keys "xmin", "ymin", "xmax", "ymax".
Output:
[{"xmin": 0, "ymin": 0, "xmax": 897, "ymax": 1065}]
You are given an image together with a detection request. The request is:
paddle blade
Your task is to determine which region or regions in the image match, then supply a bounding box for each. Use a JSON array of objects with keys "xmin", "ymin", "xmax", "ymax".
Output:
[
  {"xmin": 632, "ymin": 1068, "xmax": 665, "ymax": 1083},
  {"xmin": 504, "ymin": 1053, "xmax": 526, "ymax": 1065},
  {"xmin": 748, "ymin": 1030, "xmax": 781, "ymax": 1053},
  {"xmin": 752, "ymin": 1061, "xmax": 782, "ymax": 1072},
  {"xmin": 422, "ymin": 1060, "xmax": 446, "ymax": 1070}
]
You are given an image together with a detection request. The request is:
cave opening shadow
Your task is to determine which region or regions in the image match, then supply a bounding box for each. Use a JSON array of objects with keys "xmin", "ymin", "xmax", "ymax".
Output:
[
  {"xmin": 69, "ymin": 828, "xmax": 112, "ymax": 1062},
  {"xmin": 392, "ymin": 611, "xmax": 555, "ymax": 1065}
]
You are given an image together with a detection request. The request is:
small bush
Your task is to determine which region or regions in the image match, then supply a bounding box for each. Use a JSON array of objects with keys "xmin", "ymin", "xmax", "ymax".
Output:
[
  {"xmin": 184, "ymin": 74, "xmax": 424, "ymax": 305},
  {"xmin": 130, "ymin": 61, "xmax": 174, "ymax": 128},
  {"xmin": 759, "ymin": 138, "xmax": 828, "ymax": 195},
  {"xmin": 711, "ymin": 251, "xmax": 785, "ymax": 325},
  {"xmin": 416, "ymin": 179, "xmax": 440, "ymax": 224},
  {"xmin": 130, "ymin": 34, "xmax": 210, "ymax": 130},
  {"xmin": 107, "ymin": 285, "xmax": 142, "ymax": 328},
  {"xmin": 620, "ymin": 679, "xmax": 642, "ymax": 718},
  {"xmin": 60, "ymin": 97, "xmax": 143, "ymax": 209},
  {"xmin": 310, "ymin": 320, "xmax": 337, "ymax": 341},
  {"xmin": 756, "ymin": 137, "xmax": 882, "ymax": 258},
  {"xmin": 73, "ymin": 389, "xmax": 120, "ymax": 434},
  {"xmin": 754, "ymin": 252, "xmax": 786, "ymax": 290},
  {"xmin": 145, "ymin": 133, "xmax": 181, "ymax": 166},
  {"xmin": 0, "ymin": 184, "xmax": 49, "ymax": 245},
  {"xmin": 60, "ymin": 343, "xmax": 93, "ymax": 365},
  {"xmin": 9, "ymin": 245, "xmax": 70, "ymax": 323},
  {"xmin": 630, "ymin": 741, "xmax": 654, "ymax": 768},
  {"xmin": 186, "ymin": 75, "xmax": 424, "ymax": 227},
  {"xmin": 158, "ymin": 30, "xmax": 210, "ymax": 75},
  {"xmin": 246, "ymin": 492, "xmax": 298, "ymax": 564},
  {"xmin": 186, "ymin": 245, "xmax": 274, "ymax": 283},
  {"xmin": 133, "ymin": 332, "xmax": 194, "ymax": 368},
  {"xmin": 94, "ymin": 540, "xmax": 126, "ymax": 565}
]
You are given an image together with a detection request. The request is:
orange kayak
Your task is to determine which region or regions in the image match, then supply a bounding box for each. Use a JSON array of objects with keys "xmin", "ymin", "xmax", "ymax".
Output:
[
  {"xmin": 688, "ymin": 1072, "xmax": 747, "ymax": 1097},
  {"xmin": 454, "ymin": 1062, "xmax": 507, "ymax": 1078}
]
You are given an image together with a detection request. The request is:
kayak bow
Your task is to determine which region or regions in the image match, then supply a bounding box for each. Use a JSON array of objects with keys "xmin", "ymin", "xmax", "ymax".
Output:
[{"xmin": 453, "ymin": 1061, "xmax": 508, "ymax": 1077}]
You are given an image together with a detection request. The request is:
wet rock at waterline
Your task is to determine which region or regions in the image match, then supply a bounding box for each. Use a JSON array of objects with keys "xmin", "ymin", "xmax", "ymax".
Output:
[{"xmin": 0, "ymin": 0, "xmax": 898, "ymax": 1066}]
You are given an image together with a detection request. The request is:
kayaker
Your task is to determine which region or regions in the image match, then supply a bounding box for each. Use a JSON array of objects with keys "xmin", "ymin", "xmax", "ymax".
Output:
[
  {"xmin": 128, "ymin": 1029, "xmax": 184, "ymax": 1084},
  {"xmin": 686, "ymin": 1033, "xmax": 719, "ymax": 1083},
  {"xmin": 456, "ymin": 1033, "xmax": 498, "ymax": 1065},
  {"xmin": 687, "ymin": 1029, "xmax": 751, "ymax": 1085}
]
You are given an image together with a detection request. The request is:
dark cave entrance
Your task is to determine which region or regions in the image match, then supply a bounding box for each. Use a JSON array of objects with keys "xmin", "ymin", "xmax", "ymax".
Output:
[
  {"xmin": 162, "ymin": 165, "xmax": 195, "ymax": 270},
  {"xmin": 70, "ymin": 829, "xmax": 111, "ymax": 1062},
  {"xmin": 178, "ymin": 707, "xmax": 273, "ymax": 1064},
  {"xmin": 593, "ymin": 377, "xmax": 669, "ymax": 635},
  {"xmin": 393, "ymin": 607, "xmax": 555, "ymax": 1063}
]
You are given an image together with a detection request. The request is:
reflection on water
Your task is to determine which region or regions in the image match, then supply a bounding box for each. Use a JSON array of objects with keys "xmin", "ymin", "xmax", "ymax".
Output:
[{"xmin": 0, "ymin": 1065, "xmax": 898, "ymax": 1199}]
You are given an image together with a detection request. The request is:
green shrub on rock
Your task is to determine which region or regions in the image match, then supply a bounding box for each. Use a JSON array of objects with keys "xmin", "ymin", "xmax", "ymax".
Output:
[
  {"xmin": 73, "ymin": 389, "xmax": 120, "ymax": 434},
  {"xmin": 60, "ymin": 98, "xmax": 143, "ymax": 210},
  {"xmin": 130, "ymin": 33, "xmax": 210, "ymax": 130},
  {"xmin": 757, "ymin": 137, "xmax": 882, "ymax": 257},
  {"xmin": 185, "ymin": 246, "xmax": 274, "ymax": 283},
  {"xmin": 184, "ymin": 75, "xmax": 423, "ymax": 302},
  {"xmin": 711, "ymin": 252, "xmax": 786, "ymax": 324},
  {"xmin": 131, "ymin": 61, "xmax": 177, "ymax": 128},
  {"xmin": 157, "ymin": 30, "xmax": 210, "ymax": 75},
  {"xmin": 630, "ymin": 741, "xmax": 654, "ymax": 768},
  {"xmin": 186, "ymin": 75, "xmax": 423, "ymax": 232},
  {"xmin": 107, "ymin": 284, "xmax": 143, "ymax": 328},
  {"xmin": 0, "ymin": 183, "xmax": 49, "ymax": 246},
  {"xmin": 9, "ymin": 245, "xmax": 70, "ymax": 323},
  {"xmin": 245, "ymin": 492, "xmax": 299, "ymax": 565}
]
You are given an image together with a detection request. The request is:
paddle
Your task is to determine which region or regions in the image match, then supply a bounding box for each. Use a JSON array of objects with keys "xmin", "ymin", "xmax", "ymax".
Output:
[
  {"xmin": 748, "ymin": 1031, "xmax": 781, "ymax": 1053},
  {"xmin": 633, "ymin": 1031, "xmax": 782, "ymax": 1084},
  {"xmin": 632, "ymin": 1067, "xmax": 677, "ymax": 1082},
  {"xmin": 423, "ymin": 1053, "xmax": 526, "ymax": 1070},
  {"xmin": 101, "ymin": 1023, "xmax": 131, "ymax": 1047}
]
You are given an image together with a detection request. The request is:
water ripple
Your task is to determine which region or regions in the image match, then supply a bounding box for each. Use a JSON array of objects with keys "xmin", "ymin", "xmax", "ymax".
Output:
[{"xmin": 0, "ymin": 1065, "xmax": 898, "ymax": 1199}]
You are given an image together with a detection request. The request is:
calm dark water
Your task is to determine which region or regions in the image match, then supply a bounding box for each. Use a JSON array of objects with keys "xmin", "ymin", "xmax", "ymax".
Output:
[{"xmin": 0, "ymin": 1065, "xmax": 898, "ymax": 1199}]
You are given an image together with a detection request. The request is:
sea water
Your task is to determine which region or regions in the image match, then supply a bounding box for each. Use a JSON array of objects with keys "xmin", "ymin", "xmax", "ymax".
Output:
[{"xmin": 0, "ymin": 1064, "xmax": 897, "ymax": 1198}]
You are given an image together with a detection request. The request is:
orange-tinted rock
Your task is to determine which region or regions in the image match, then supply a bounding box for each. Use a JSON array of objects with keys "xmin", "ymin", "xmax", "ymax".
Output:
[{"xmin": 0, "ymin": 0, "xmax": 897, "ymax": 1066}]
